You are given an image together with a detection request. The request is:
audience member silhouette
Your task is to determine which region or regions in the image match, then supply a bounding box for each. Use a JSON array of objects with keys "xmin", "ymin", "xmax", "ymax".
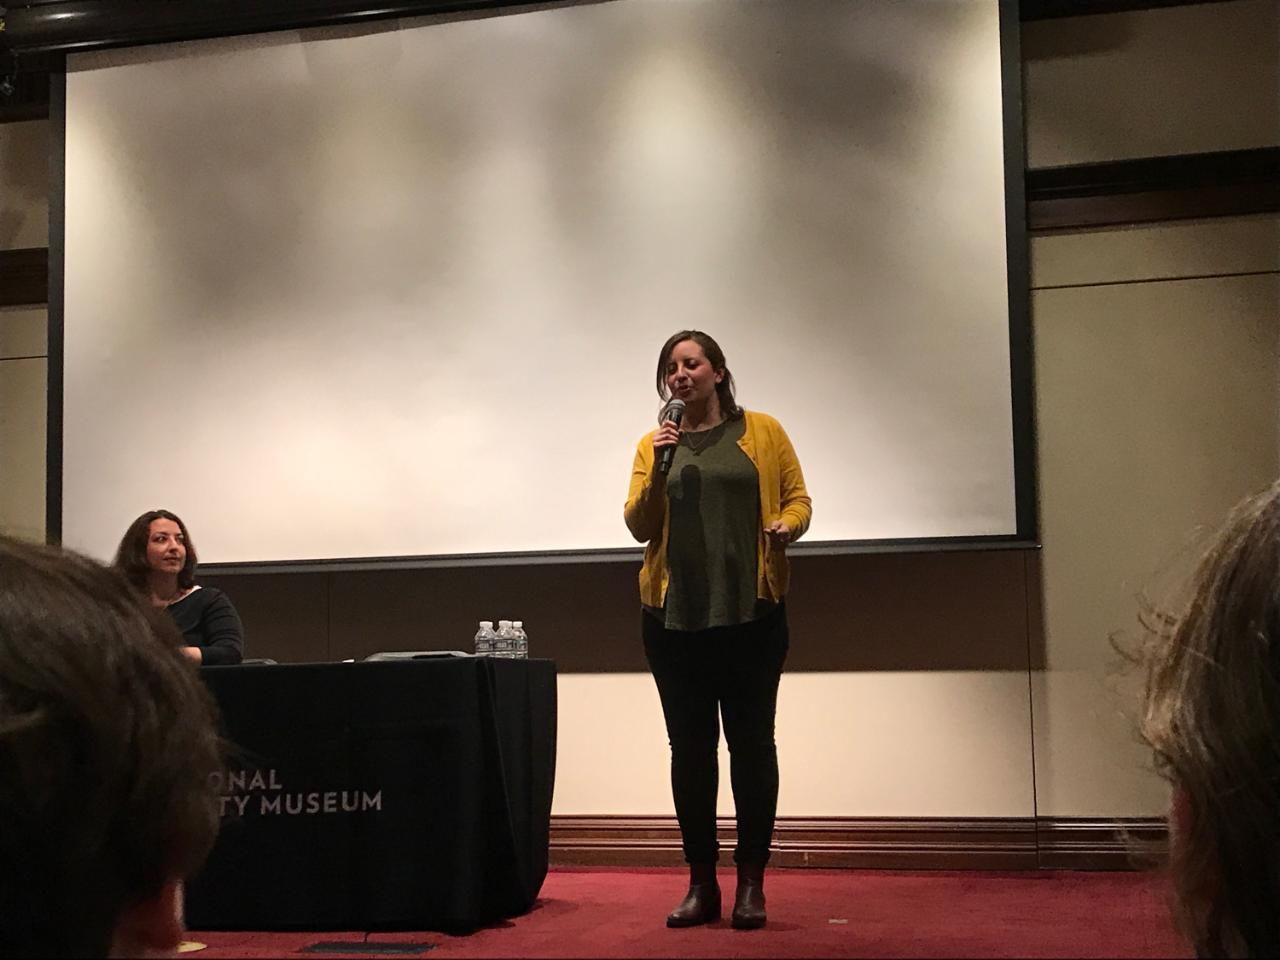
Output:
[
  {"xmin": 0, "ymin": 536, "xmax": 224, "ymax": 958},
  {"xmin": 1138, "ymin": 482, "xmax": 1280, "ymax": 958}
]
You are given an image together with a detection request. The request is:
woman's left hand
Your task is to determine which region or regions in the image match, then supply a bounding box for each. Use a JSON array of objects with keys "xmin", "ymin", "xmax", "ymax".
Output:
[{"xmin": 764, "ymin": 520, "xmax": 792, "ymax": 550}]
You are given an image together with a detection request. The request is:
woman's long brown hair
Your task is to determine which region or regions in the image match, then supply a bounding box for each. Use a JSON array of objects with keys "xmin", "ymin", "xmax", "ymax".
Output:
[
  {"xmin": 1138, "ymin": 482, "xmax": 1280, "ymax": 957},
  {"xmin": 655, "ymin": 330, "xmax": 742, "ymax": 420},
  {"xmin": 113, "ymin": 509, "xmax": 199, "ymax": 594}
]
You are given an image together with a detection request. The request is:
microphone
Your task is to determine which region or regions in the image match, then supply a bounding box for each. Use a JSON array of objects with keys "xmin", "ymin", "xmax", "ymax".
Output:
[{"xmin": 657, "ymin": 398, "xmax": 686, "ymax": 476}]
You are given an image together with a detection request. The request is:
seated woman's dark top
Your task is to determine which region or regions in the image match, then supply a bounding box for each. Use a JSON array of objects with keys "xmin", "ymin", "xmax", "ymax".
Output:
[{"xmin": 167, "ymin": 586, "xmax": 244, "ymax": 665}]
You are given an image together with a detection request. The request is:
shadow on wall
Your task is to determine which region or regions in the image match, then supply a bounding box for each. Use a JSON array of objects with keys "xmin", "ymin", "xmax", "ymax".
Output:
[{"xmin": 201, "ymin": 547, "xmax": 1044, "ymax": 673}]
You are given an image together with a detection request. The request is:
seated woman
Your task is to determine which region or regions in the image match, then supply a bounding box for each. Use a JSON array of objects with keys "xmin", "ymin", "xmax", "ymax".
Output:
[
  {"xmin": 114, "ymin": 509, "xmax": 244, "ymax": 665},
  {"xmin": 1139, "ymin": 481, "xmax": 1280, "ymax": 958}
]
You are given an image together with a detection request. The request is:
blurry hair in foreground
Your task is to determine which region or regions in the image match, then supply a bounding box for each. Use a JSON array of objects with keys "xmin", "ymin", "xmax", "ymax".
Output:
[
  {"xmin": 0, "ymin": 536, "xmax": 223, "ymax": 959},
  {"xmin": 1135, "ymin": 481, "xmax": 1280, "ymax": 958}
]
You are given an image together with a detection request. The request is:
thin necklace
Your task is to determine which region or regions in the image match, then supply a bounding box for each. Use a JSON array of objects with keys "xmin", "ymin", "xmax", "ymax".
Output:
[{"xmin": 684, "ymin": 421, "xmax": 723, "ymax": 454}]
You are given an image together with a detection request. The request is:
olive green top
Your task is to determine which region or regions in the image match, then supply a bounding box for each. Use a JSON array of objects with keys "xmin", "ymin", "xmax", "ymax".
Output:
[{"xmin": 651, "ymin": 416, "xmax": 772, "ymax": 631}]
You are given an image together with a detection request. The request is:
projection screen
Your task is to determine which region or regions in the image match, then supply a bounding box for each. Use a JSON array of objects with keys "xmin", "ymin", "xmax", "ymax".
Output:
[{"xmin": 61, "ymin": 0, "xmax": 1021, "ymax": 565}]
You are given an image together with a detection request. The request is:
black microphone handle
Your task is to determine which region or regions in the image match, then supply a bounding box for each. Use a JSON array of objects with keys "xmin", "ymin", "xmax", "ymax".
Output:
[
  {"xmin": 656, "ymin": 402, "xmax": 684, "ymax": 476},
  {"xmin": 658, "ymin": 441, "xmax": 677, "ymax": 475}
]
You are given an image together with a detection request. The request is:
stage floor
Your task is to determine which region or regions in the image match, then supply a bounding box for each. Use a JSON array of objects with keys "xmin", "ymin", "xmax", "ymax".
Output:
[{"xmin": 185, "ymin": 864, "xmax": 1187, "ymax": 959}]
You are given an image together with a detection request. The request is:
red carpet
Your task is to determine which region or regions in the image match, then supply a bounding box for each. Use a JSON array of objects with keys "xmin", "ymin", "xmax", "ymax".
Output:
[{"xmin": 186, "ymin": 866, "xmax": 1190, "ymax": 958}]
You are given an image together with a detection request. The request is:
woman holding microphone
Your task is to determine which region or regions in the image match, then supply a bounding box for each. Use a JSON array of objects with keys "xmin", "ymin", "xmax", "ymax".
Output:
[{"xmin": 624, "ymin": 330, "xmax": 811, "ymax": 930}]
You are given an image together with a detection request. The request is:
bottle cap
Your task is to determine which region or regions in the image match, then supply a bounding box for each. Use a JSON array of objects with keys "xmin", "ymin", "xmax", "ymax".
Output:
[
  {"xmin": 514, "ymin": 621, "xmax": 523, "ymax": 628},
  {"xmin": 479, "ymin": 620, "xmax": 493, "ymax": 629}
]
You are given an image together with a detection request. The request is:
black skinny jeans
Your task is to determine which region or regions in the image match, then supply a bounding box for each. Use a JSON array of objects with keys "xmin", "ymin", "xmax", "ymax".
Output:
[{"xmin": 643, "ymin": 603, "xmax": 789, "ymax": 866}]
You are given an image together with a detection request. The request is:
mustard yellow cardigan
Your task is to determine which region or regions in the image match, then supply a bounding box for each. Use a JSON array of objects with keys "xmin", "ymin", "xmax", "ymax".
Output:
[{"xmin": 624, "ymin": 410, "xmax": 813, "ymax": 609}]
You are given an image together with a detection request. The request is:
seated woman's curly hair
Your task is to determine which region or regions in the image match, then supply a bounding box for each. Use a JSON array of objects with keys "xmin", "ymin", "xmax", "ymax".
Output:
[{"xmin": 1137, "ymin": 481, "xmax": 1280, "ymax": 958}]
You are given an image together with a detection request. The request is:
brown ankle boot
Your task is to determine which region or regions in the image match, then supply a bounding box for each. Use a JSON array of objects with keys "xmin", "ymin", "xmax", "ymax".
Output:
[
  {"xmin": 731, "ymin": 862, "xmax": 766, "ymax": 929},
  {"xmin": 666, "ymin": 863, "xmax": 721, "ymax": 928}
]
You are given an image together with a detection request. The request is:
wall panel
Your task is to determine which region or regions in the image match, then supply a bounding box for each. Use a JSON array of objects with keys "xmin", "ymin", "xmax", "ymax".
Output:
[
  {"xmin": 1022, "ymin": 0, "xmax": 1280, "ymax": 168},
  {"xmin": 0, "ymin": 120, "xmax": 50, "ymax": 250},
  {"xmin": 1031, "ymin": 244, "xmax": 1280, "ymax": 816},
  {"xmin": 0, "ymin": 355, "xmax": 47, "ymax": 541}
]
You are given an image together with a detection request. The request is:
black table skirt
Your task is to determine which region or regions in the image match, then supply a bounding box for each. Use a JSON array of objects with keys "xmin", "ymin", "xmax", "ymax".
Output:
[{"xmin": 186, "ymin": 657, "xmax": 557, "ymax": 932}]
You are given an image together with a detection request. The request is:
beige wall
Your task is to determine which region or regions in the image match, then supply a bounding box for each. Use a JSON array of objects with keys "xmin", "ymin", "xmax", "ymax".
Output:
[
  {"xmin": 1023, "ymin": 0, "xmax": 1280, "ymax": 167},
  {"xmin": 1020, "ymin": 0, "xmax": 1280, "ymax": 818},
  {"xmin": 557, "ymin": 670, "xmax": 1036, "ymax": 817},
  {"xmin": 0, "ymin": 119, "xmax": 49, "ymax": 542},
  {"xmin": 0, "ymin": 308, "xmax": 47, "ymax": 543},
  {"xmin": 1031, "ymin": 216, "xmax": 1280, "ymax": 817}
]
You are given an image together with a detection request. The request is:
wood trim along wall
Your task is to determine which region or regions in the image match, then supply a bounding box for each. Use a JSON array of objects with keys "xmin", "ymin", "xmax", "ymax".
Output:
[
  {"xmin": 1021, "ymin": 0, "xmax": 1243, "ymax": 19},
  {"xmin": 0, "ymin": 100, "xmax": 50, "ymax": 124},
  {"xmin": 1029, "ymin": 183, "xmax": 1280, "ymax": 231},
  {"xmin": 1026, "ymin": 148, "xmax": 1280, "ymax": 231},
  {"xmin": 549, "ymin": 816, "xmax": 1167, "ymax": 871},
  {"xmin": 1036, "ymin": 817, "xmax": 1168, "ymax": 871},
  {"xmin": 0, "ymin": 248, "xmax": 50, "ymax": 306},
  {"xmin": 0, "ymin": 53, "xmax": 55, "ymax": 123}
]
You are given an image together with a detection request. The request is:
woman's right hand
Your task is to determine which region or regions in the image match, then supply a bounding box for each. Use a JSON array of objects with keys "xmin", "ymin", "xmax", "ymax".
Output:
[{"xmin": 652, "ymin": 421, "xmax": 680, "ymax": 469}]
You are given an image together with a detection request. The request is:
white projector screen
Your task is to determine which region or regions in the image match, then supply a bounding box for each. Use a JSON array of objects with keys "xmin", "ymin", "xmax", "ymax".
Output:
[{"xmin": 62, "ymin": 0, "xmax": 1019, "ymax": 565}]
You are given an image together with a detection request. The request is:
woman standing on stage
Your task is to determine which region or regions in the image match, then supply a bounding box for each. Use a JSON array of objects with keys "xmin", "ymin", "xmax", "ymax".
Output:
[
  {"xmin": 624, "ymin": 330, "xmax": 811, "ymax": 930},
  {"xmin": 114, "ymin": 509, "xmax": 245, "ymax": 666}
]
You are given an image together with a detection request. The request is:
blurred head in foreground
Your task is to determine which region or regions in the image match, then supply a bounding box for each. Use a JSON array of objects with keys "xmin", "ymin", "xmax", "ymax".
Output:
[
  {"xmin": 0, "ymin": 536, "xmax": 223, "ymax": 958},
  {"xmin": 1139, "ymin": 482, "xmax": 1280, "ymax": 958}
]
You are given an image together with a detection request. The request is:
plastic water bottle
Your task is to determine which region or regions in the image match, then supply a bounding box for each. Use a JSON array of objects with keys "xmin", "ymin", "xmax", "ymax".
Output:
[
  {"xmin": 494, "ymin": 620, "xmax": 515, "ymax": 659},
  {"xmin": 513, "ymin": 621, "xmax": 528, "ymax": 659},
  {"xmin": 474, "ymin": 620, "xmax": 496, "ymax": 657}
]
